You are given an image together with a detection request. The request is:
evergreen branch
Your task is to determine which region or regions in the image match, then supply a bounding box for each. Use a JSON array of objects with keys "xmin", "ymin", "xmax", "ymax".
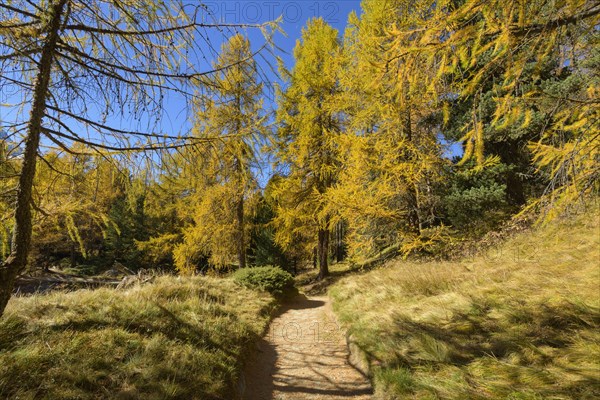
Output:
[
  {"xmin": 0, "ymin": 48, "xmax": 41, "ymax": 61},
  {"xmin": 44, "ymin": 128, "xmax": 191, "ymax": 152},
  {"xmin": 56, "ymin": 38, "xmax": 270, "ymax": 81}
]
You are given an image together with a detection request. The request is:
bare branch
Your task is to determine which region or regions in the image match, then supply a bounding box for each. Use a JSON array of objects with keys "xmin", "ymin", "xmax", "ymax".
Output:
[
  {"xmin": 64, "ymin": 21, "xmax": 269, "ymax": 36},
  {"xmin": 0, "ymin": 3, "xmax": 39, "ymax": 19}
]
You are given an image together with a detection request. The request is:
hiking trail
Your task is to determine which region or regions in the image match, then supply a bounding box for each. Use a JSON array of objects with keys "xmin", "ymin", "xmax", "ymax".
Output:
[{"xmin": 243, "ymin": 295, "xmax": 373, "ymax": 399}]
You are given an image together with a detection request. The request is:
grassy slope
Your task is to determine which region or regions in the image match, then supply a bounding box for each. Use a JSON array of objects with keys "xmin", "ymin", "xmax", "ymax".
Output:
[
  {"xmin": 0, "ymin": 276, "xmax": 276, "ymax": 400},
  {"xmin": 330, "ymin": 212, "xmax": 600, "ymax": 399}
]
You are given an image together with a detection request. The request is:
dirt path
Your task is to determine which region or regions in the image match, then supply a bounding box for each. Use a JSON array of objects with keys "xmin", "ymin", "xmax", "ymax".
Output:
[{"xmin": 243, "ymin": 296, "xmax": 373, "ymax": 399}]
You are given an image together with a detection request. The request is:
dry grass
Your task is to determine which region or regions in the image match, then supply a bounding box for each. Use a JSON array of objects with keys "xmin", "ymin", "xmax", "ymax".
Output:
[
  {"xmin": 0, "ymin": 276, "xmax": 277, "ymax": 399},
  {"xmin": 330, "ymin": 211, "xmax": 600, "ymax": 399},
  {"xmin": 294, "ymin": 262, "xmax": 358, "ymax": 294}
]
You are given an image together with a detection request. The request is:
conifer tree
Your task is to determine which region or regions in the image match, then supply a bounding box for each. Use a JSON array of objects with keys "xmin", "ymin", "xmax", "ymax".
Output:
[
  {"xmin": 173, "ymin": 34, "xmax": 267, "ymax": 272},
  {"xmin": 330, "ymin": 0, "xmax": 445, "ymax": 258},
  {"xmin": 385, "ymin": 0, "xmax": 599, "ymax": 220},
  {"xmin": 272, "ymin": 18, "xmax": 343, "ymax": 279},
  {"xmin": 0, "ymin": 0, "xmax": 273, "ymax": 316},
  {"xmin": 30, "ymin": 149, "xmax": 121, "ymax": 270}
]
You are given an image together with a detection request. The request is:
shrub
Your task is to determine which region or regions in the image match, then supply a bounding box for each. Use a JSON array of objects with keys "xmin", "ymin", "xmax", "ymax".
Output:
[{"xmin": 233, "ymin": 266, "xmax": 295, "ymax": 296}]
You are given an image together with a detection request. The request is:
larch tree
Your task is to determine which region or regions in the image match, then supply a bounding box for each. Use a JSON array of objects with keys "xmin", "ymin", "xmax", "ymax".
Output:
[
  {"xmin": 386, "ymin": 0, "xmax": 599, "ymax": 221},
  {"xmin": 29, "ymin": 147, "xmax": 122, "ymax": 270},
  {"xmin": 0, "ymin": 139, "xmax": 19, "ymax": 261},
  {"xmin": 173, "ymin": 34, "xmax": 267, "ymax": 272},
  {"xmin": 272, "ymin": 18, "xmax": 343, "ymax": 279},
  {"xmin": 0, "ymin": 0, "xmax": 274, "ymax": 316},
  {"xmin": 328, "ymin": 0, "xmax": 445, "ymax": 259},
  {"xmin": 133, "ymin": 149, "xmax": 206, "ymax": 271}
]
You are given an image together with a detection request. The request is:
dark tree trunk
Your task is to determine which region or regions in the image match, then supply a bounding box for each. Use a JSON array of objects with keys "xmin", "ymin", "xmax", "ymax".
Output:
[
  {"xmin": 236, "ymin": 194, "xmax": 246, "ymax": 268},
  {"xmin": 402, "ymin": 94, "xmax": 422, "ymax": 235},
  {"xmin": 335, "ymin": 221, "xmax": 345, "ymax": 262},
  {"xmin": 317, "ymin": 228, "xmax": 329, "ymax": 279},
  {"xmin": 312, "ymin": 247, "xmax": 317, "ymax": 269},
  {"xmin": 70, "ymin": 242, "xmax": 77, "ymax": 269},
  {"xmin": 0, "ymin": 0, "xmax": 66, "ymax": 317},
  {"xmin": 233, "ymin": 85, "xmax": 246, "ymax": 269},
  {"xmin": 500, "ymin": 140, "xmax": 527, "ymax": 206},
  {"xmin": 410, "ymin": 183, "xmax": 423, "ymax": 234}
]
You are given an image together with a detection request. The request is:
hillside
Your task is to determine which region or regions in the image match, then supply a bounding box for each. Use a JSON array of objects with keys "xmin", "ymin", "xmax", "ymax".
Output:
[
  {"xmin": 330, "ymin": 211, "xmax": 600, "ymax": 399},
  {"xmin": 0, "ymin": 1, "xmax": 598, "ymax": 399},
  {"xmin": 0, "ymin": 276, "xmax": 276, "ymax": 399}
]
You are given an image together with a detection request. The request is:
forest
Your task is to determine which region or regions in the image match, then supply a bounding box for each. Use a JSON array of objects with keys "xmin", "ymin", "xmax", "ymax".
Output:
[{"xmin": 0, "ymin": 1, "xmax": 598, "ymax": 399}]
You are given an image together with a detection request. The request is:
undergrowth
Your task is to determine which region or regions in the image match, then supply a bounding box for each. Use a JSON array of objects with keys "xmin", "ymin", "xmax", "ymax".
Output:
[
  {"xmin": 233, "ymin": 266, "xmax": 295, "ymax": 297},
  {"xmin": 330, "ymin": 212, "xmax": 600, "ymax": 399},
  {"xmin": 0, "ymin": 276, "xmax": 277, "ymax": 400}
]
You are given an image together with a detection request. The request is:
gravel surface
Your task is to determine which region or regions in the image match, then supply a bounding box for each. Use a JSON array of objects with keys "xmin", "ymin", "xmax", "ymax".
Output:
[{"xmin": 243, "ymin": 296, "xmax": 373, "ymax": 399}]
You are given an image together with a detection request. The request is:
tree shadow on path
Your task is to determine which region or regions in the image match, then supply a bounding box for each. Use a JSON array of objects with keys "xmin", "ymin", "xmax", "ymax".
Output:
[{"xmin": 242, "ymin": 295, "xmax": 373, "ymax": 400}]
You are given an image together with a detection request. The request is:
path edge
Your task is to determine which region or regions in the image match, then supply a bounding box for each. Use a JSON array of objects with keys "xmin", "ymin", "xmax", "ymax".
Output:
[
  {"xmin": 235, "ymin": 290, "xmax": 301, "ymax": 399},
  {"xmin": 324, "ymin": 296, "xmax": 374, "ymax": 380},
  {"xmin": 234, "ymin": 295, "xmax": 282, "ymax": 400},
  {"xmin": 345, "ymin": 332, "xmax": 372, "ymax": 378}
]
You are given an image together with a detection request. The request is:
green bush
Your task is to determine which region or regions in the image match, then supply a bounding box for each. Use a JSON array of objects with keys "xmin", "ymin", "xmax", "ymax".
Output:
[
  {"xmin": 443, "ymin": 161, "xmax": 514, "ymax": 234},
  {"xmin": 233, "ymin": 266, "xmax": 295, "ymax": 296}
]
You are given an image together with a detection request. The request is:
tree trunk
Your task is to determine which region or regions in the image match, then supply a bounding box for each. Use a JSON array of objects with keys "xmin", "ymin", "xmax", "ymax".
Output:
[
  {"xmin": 402, "ymin": 90, "xmax": 421, "ymax": 235},
  {"xmin": 502, "ymin": 140, "xmax": 527, "ymax": 205},
  {"xmin": 233, "ymin": 84, "xmax": 246, "ymax": 269},
  {"xmin": 406, "ymin": 192, "xmax": 421, "ymax": 235},
  {"xmin": 317, "ymin": 228, "xmax": 329, "ymax": 279},
  {"xmin": 335, "ymin": 221, "xmax": 344, "ymax": 262},
  {"xmin": 0, "ymin": 0, "xmax": 66, "ymax": 317},
  {"xmin": 70, "ymin": 242, "xmax": 77, "ymax": 269},
  {"xmin": 236, "ymin": 194, "xmax": 245, "ymax": 268}
]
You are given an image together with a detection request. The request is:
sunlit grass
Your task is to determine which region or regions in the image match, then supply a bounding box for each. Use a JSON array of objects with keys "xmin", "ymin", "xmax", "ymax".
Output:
[
  {"xmin": 330, "ymin": 211, "xmax": 600, "ymax": 399},
  {"xmin": 0, "ymin": 276, "xmax": 277, "ymax": 399}
]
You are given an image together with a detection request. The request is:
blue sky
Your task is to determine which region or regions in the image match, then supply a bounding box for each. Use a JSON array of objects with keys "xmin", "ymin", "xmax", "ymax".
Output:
[
  {"xmin": 0, "ymin": 1, "xmax": 363, "ymax": 159},
  {"xmin": 130, "ymin": 1, "xmax": 363, "ymax": 152},
  {"xmin": 184, "ymin": 1, "xmax": 362, "ymax": 116},
  {"xmin": 219, "ymin": 0, "xmax": 363, "ymax": 68},
  {"xmin": 202, "ymin": 1, "xmax": 361, "ymax": 50},
  {"xmin": 188, "ymin": 1, "xmax": 461, "ymax": 159},
  {"xmin": 1, "ymin": 1, "xmax": 460, "ymax": 167}
]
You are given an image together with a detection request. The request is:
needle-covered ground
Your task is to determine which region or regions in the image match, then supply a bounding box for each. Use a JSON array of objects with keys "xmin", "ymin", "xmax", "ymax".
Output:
[
  {"xmin": 330, "ymin": 212, "xmax": 600, "ymax": 399},
  {"xmin": 0, "ymin": 276, "xmax": 277, "ymax": 400}
]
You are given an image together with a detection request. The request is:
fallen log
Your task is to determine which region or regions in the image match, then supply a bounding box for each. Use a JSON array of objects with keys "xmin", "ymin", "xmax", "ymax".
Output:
[{"xmin": 14, "ymin": 274, "xmax": 121, "ymax": 295}]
